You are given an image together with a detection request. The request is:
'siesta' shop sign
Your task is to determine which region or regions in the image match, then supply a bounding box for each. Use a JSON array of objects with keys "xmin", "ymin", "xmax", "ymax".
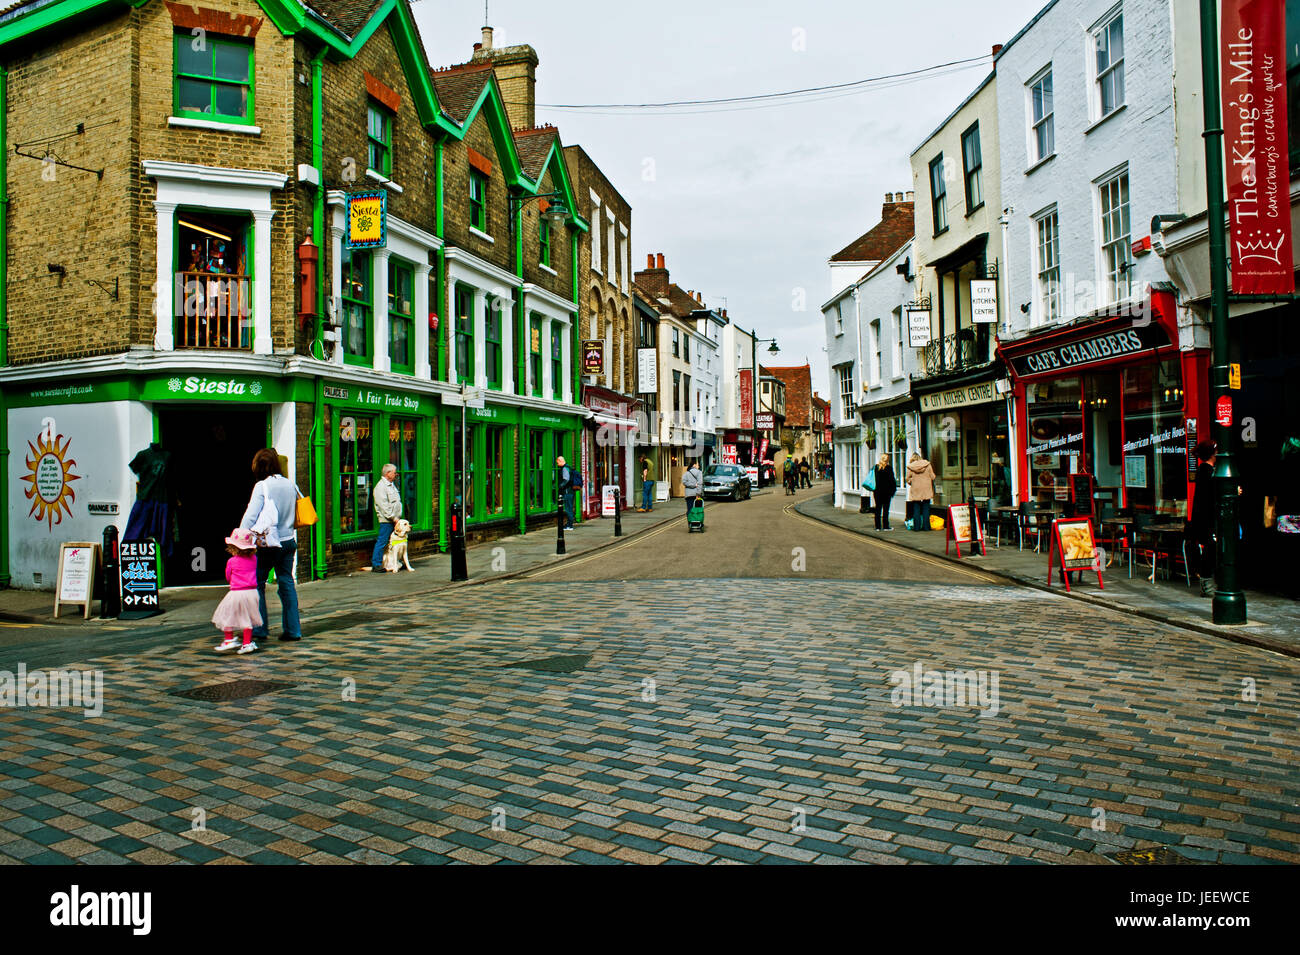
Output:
[
  {"xmin": 1222, "ymin": 0, "xmax": 1294, "ymax": 294},
  {"xmin": 346, "ymin": 190, "xmax": 387, "ymax": 249},
  {"xmin": 1007, "ymin": 324, "xmax": 1168, "ymax": 378}
]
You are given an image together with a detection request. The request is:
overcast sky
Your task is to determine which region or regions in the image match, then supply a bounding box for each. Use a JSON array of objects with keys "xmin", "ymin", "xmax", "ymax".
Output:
[{"xmin": 414, "ymin": 0, "xmax": 1048, "ymax": 394}]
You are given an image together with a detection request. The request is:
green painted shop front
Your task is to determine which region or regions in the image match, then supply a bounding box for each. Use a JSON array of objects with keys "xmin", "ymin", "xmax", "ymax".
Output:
[
  {"xmin": 436, "ymin": 402, "xmax": 582, "ymax": 542},
  {"xmin": 324, "ymin": 383, "xmax": 437, "ymax": 554}
]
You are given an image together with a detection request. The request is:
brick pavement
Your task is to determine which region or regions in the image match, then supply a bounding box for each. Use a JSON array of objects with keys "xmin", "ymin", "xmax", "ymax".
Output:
[
  {"xmin": 795, "ymin": 494, "xmax": 1300, "ymax": 659},
  {"xmin": 2, "ymin": 576, "xmax": 1297, "ymax": 865}
]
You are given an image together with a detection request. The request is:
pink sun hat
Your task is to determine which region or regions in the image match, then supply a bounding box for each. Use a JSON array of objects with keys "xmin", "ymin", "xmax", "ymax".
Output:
[{"xmin": 225, "ymin": 528, "xmax": 257, "ymax": 549}]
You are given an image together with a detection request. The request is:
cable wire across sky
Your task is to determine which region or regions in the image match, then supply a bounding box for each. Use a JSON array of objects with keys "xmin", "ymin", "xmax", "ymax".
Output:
[{"xmin": 533, "ymin": 54, "xmax": 991, "ymax": 114}]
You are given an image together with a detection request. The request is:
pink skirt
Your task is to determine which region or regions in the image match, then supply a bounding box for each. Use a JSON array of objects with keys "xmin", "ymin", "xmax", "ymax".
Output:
[{"xmin": 212, "ymin": 588, "xmax": 263, "ymax": 631}]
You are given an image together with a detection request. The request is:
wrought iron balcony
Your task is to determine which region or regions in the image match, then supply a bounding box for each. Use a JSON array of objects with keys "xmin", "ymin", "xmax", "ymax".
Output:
[
  {"xmin": 176, "ymin": 272, "xmax": 252, "ymax": 349},
  {"xmin": 921, "ymin": 331, "xmax": 981, "ymax": 377}
]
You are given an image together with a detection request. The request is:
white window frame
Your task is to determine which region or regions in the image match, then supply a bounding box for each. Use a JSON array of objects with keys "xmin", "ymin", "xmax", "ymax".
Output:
[
  {"xmin": 837, "ymin": 364, "xmax": 856, "ymax": 421},
  {"xmin": 892, "ymin": 309, "xmax": 903, "ymax": 377},
  {"xmin": 870, "ymin": 319, "xmax": 882, "ymax": 387},
  {"xmin": 1027, "ymin": 66, "xmax": 1054, "ymax": 166},
  {"xmin": 1091, "ymin": 6, "xmax": 1125, "ymax": 122},
  {"xmin": 834, "ymin": 302, "xmax": 844, "ymax": 336},
  {"xmin": 589, "ymin": 191, "xmax": 602, "ymax": 272},
  {"xmin": 1096, "ymin": 167, "xmax": 1132, "ymax": 306},
  {"xmin": 1033, "ymin": 206, "xmax": 1061, "ymax": 326}
]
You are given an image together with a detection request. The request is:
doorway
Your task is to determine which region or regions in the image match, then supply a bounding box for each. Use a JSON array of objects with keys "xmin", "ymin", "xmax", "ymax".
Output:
[{"xmin": 158, "ymin": 406, "xmax": 268, "ymax": 585}]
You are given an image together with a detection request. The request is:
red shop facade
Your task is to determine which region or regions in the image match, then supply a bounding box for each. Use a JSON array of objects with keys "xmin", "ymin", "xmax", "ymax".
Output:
[
  {"xmin": 580, "ymin": 385, "xmax": 638, "ymax": 517},
  {"xmin": 998, "ymin": 290, "xmax": 1210, "ymax": 519}
]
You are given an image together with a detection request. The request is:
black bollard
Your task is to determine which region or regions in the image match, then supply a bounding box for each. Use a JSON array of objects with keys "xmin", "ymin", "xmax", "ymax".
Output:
[
  {"xmin": 614, "ymin": 487, "xmax": 623, "ymax": 537},
  {"xmin": 450, "ymin": 502, "xmax": 468, "ymax": 581},
  {"xmin": 556, "ymin": 502, "xmax": 567, "ymax": 555},
  {"xmin": 100, "ymin": 524, "xmax": 120, "ymax": 619}
]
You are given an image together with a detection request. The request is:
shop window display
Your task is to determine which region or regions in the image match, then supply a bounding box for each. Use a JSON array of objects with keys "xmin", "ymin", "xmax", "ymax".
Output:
[
  {"xmin": 338, "ymin": 414, "xmax": 375, "ymax": 536},
  {"xmin": 484, "ymin": 426, "xmax": 507, "ymax": 515},
  {"xmin": 177, "ymin": 212, "xmax": 251, "ymax": 349},
  {"xmin": 451, "ymin": 422, "xmax": 476, "ymax": 520},
  {"xmin": 389, "ymin": 417, "xmax": 419, "ymax": 523},
  {"xmin": 1027, "ymin": 378, "xmax": 1083, "ymax": 503},
  {"xmin": 1122, "ymin": 360, "xmax": 1187, "ymax": 515},
  {"xmin": 527, "ymin": 430, "xmax": 547, "ymax": 510}
]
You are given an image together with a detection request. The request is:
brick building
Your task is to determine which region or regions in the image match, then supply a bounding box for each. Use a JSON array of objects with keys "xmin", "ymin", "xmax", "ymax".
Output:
[{"xmin": 0, "ymin": 3, "xmax": 588, "ymax": 590}]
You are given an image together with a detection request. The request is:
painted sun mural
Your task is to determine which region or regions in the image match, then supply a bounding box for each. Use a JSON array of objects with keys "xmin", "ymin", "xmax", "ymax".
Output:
[{"xmin": 21, "ymin": 431, "xmax": 82, "ymax": 529}]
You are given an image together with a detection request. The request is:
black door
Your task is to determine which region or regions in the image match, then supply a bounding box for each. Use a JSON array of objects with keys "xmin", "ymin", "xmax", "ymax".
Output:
[{"xmin": 159, "ymin": 407, "xmax": 267, "ymax": 585}]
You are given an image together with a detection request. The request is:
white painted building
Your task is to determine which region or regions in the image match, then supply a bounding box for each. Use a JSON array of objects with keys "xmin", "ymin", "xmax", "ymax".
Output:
[
  {"xmin": 690, "ymin": 306, "xmax": 725, "ymax": 462},
  {"xmin": 994, "ymin": 0, "xmax": 1209, "ymax": 516},
  {"xmin": 823, "ymin": 195, "xmax": 920, "ymax": 510}
]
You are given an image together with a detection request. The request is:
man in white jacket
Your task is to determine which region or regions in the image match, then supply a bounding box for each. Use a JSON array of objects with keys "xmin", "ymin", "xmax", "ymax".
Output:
[{"xmin": 371, "ymin": 463, "xmax": 403, "ymax": 571}]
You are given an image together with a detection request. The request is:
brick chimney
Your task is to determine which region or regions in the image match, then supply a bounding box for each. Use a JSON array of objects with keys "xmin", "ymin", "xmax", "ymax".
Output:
[
  {"xmin": 471, "ymin": 32, "xmax": 539, "ymax": 131},
  {"xmin": 634, "ymin": 251, "xmax": 670, "ymax": 296}
]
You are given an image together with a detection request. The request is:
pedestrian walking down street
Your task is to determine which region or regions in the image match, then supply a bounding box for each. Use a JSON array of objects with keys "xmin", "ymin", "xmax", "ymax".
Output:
[
  {"xmin": 873, "ymin": 453, "xmax": 898, "ymax": 531},
  {"xmin": 371, "ymin": 463, "xmax": 402, "ymax": 570},
  {"xmin": 557, "ymin": 456, "xmax": 577, "ymax": 529},
  {"xmin": 906, "ymin": 452, "xmax": 937, "ymax": 532},
  {"xmin": 801, "ymin": 458, "xmax": 812, "ymax": 488},
  {"xmin": 1187, "ymin": 440, "xmax": 1218, "ymax": 597},
  {"xmin": 639, "ymin": 457, "xmax": 654, "ymax": 512},
  {"xmin": 239, "ymin": 448, "xmax": 303, "ymax": 641},
  {"xmin": 682, "ymin": 460, "xmax": 703, "ymax": 518},
  {"xmin": 783, "ymin": 458, "xmax": 796, "ymax": 495},
  {"xmin": 212, "ymin": 528, "xmax": 263, "ymax": 655}
]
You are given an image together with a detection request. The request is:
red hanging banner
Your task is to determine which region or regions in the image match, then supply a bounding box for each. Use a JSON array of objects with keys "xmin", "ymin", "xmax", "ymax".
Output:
[{"xmin": 1222, "ymin": 0, "xmax": 1294, "ymax": 294}]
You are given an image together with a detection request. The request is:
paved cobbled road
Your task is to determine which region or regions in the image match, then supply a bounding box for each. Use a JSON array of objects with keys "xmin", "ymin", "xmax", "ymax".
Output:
[{"xmin": 1, "ymin": 485, "xmax": 1298, "ymax": 864}]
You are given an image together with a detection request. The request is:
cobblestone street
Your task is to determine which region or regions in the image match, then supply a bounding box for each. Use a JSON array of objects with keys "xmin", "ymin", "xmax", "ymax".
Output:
[{"xmin": 2, "ymin": 488, "xmax": 1297, "ymax": 865}]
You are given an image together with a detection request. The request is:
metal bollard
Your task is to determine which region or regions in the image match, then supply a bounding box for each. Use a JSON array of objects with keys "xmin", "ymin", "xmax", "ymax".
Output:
[
  {"xmin": 614, "ymin": 488, "xmax": 623, "ymax": 537},
  {"xmin": 556, "ymin": 500, "xmax": 566, "ymax": 555},
  {"xmin": 450, "ymin": 501, "xmax": 468, "ymax": 581},
  {"xmin": 100, "ymin": 524, "xmax": 120, "ymax": 619}
]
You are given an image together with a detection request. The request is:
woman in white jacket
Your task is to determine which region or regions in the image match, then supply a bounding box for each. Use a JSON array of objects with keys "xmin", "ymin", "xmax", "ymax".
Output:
[{"xmin": 240, "ymin": 449, "xmax": 302, "ymax": 641}]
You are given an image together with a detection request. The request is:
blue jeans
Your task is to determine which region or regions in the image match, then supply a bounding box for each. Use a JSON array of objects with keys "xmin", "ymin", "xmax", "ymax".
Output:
[
  {"xmin": 253, "ymin": 540, "xmax": 301, "ymax": 639},
  {"xmin": 371, "ymin": 521, "xmax": 394, "ymax": 569},
  {"xmin": 912, "ymin": 499, "xmax": 931, "ymax": 532},
  {"xmin": 561, "ymin": 491, "xmax": 575, "ymax": 527},
  {"xmin": 642, "ymin": 481, "xmax": 653, "ymax": 510}
]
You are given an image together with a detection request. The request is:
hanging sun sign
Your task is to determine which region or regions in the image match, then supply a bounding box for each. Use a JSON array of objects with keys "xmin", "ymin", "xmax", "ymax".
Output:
[
  {"xmin": 1222, "ymin": 0, "xmax": 1293, "ymax": 294},
  {"xmin": 346, "ymin": 190, "xmax": 387, "ymax": 249}
]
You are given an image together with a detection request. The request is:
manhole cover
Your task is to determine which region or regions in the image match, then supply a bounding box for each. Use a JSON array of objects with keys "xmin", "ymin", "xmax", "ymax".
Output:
[
  {"xmin": 506, "ymin": 654, "xmax": 591, "ymax": 673},
  {"xmin": 1109, "ymin": 846, "xmax": 1205, "ymax": 865},
  {"xmin": 171, "ymin": 679, "xmax": 297, "ymax": 702}
]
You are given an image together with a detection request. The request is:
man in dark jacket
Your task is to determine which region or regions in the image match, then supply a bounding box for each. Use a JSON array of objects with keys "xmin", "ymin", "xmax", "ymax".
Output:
[{"xmin": 1187, "ymin": 441, "xmax": 1217, "ymax": 596}]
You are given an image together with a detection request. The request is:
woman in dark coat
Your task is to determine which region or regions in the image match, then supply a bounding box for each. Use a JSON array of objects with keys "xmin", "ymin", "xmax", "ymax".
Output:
[
  {"xmin": 1187, "ymin": 440, "xmax": 1217, "ymax": 596},
  {"xmin": 872, "ymin": 453, "xmax": 898, "ymax": 530}
]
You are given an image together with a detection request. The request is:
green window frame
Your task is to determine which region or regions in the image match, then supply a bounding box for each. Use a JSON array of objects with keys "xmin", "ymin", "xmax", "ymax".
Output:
[
  {"xmin": 484, "ymin": 425, "xmax": 507, "ymax": 516},
  {"xmin": 342, "ymin": 247, "xmax": 372, "ymax": 365},
  {"xmin": 526, "ymin": 429, "xmax": 549, "ymax": 511},
  {"xmin": 550, "ymin": 323, "xmax": 563, "ymax": 400},
  {"xmin": 173, "ymin": 32, "xmax": 254, "ymax": 125},
  {"xmin": 388, "ymin": 258, "xmax": 414, "ymax": 373},
  {"xmin": 529, "ymin": 314, "xmax": 543, "ymax": 397},
  {"xmin": 469, "ymin": 169, "xmax": 488, "ymax": 232},
  {"xmin": 451, "ymin": 420, "xmax": 476, "ymax": 521},
  {"xmin": 455, "ymin": 284, "xmax": 475, "ymax": 383},
  {"xmin": 539, "ymin": 216, "xmax": 551, "ymax": 268},
  {"xmin": 388, "ymin": 416, "xmax": 420, "ymax": 522},
  {"xmin": 486, "ymin": 302, "xmax": 503, "ymax": 389},
  {"xmin": 336, "ymin": 413, "xmax": 375, "ymax": 539},
  {"xmin": 367, "ymin": 101, "xmax": 393, "ymax": 177}
]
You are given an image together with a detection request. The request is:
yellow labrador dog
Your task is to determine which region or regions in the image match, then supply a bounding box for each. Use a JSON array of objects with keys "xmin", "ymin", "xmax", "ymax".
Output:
[{"xmin": 383, "ymin": 518, "xmax": 414, "ymax": 572}]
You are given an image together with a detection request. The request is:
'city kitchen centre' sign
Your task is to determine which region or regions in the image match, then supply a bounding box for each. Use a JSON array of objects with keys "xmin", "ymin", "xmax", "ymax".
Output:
[
  {"xmin": 918, "ymin": 380, "xmax": 1000, "ymax": 413},
  {"xmin": 1007, "ymin": 324, "xmax": 1168, "ymax": 378}
]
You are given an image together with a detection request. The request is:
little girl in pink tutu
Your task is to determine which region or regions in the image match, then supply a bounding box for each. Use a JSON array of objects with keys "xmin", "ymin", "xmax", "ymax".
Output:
[{"xmin": 213, "ymin": 528, "xmax": 263, "ymax": 654}]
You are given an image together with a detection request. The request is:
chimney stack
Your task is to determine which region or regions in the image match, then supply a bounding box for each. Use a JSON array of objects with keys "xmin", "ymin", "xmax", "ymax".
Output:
[
  {"xmin": 992, "ymin": 43, "xmax": 1003, "ymax": 57},
  {"xmin": 656, "ymin": 253, "xmax": 665, "ymax": 269},
  {"xmin": 634, "ymin": 252, "xmax": 670, "ymax": 297},
  {"xmin": 905, "ymin": 190, "xmax": 915, "ymax": 202},
  {"xmin": 646, "ymin": 253, "xmax": 655, "ymax": 267},
  {"xmin": 471, "ymin": 35, "xmax": 538, "ymax": 131}
]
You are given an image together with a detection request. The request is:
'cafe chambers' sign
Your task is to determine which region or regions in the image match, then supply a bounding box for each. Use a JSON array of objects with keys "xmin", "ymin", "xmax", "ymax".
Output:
[{"xmin": 1008, "ymin": 324, "xmax": 1168, "ymax": 378}]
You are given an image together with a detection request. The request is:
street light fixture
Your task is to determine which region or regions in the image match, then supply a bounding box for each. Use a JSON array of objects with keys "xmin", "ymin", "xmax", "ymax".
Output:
[{"xmin": 507, "ymin": 191, "xmax": 570, "ymax": 235}]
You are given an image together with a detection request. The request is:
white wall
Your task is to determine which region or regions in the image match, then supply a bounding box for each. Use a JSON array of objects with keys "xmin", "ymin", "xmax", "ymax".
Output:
[
  {"xmin": 8, "ymin": 400, "xmax": 153, "ymax": 589},
  {"xmin": 997, "ymin": 0, "xmax": 1180, "ymax": 337}
]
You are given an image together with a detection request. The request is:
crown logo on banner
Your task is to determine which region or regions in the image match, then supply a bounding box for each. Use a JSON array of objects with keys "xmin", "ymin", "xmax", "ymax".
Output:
[{"xmin": 1236, "ymin": 229, "xmax": 1287, "ymax": 265}]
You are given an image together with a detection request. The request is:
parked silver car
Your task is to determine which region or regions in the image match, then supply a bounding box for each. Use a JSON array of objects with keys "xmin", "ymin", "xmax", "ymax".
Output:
[{"xmin": 702, "ymin": 464, "xmax": 752, "ymax": 501}]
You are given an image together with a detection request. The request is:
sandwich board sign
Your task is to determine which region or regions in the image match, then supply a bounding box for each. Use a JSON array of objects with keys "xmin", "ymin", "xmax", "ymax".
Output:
[
  {"xmin": 944, "ymin": 504, "xmax": 986, "ymax": 558},
  {"xmin": 1047, "ymin": 518, "xmax": 1103, "ymax": 593},
  {"xmin": 119, "ymin": 539, "xmax": 162, "ymax": 618},
  {"xmin": 54, "ymin": 542, "xmax": 99, "ymax": 619}
]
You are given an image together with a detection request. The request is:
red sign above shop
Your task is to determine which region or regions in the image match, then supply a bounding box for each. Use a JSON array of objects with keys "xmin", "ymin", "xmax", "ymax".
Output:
[
  {"xmin": 739, "ymin": 369, "xmax": 754, "ymax": 430},
  {"xmin": 1222, "ymin": 0, "xmax": 1294, "ymax": 294},
  {"xmin": 1216, "ymin": 395, "xmax": 1233, "ymax": 426}
]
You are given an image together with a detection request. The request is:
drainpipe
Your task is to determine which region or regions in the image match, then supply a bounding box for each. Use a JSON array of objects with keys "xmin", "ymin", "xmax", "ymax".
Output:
[
  {"xmin": 999, "ymin": 206, "xmax": 1018, "ymax": 506},
  {"xmin": 435, "ymin": 137, "xmax": 448, "ymax": 551},
  {"xmin": 515, "ymin": 196, "xmax": 526, "ymax": 535},
  {"xmin": 310, "ymin": 47, "xmax": 328, "ymax": 579},
  {"xmin": 570, "ymin": 228, "xmax": 580, "ymax": 523},
  {"xmin": 0, "ymin": 67, "xmax": 9, "ymax": 588}
]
